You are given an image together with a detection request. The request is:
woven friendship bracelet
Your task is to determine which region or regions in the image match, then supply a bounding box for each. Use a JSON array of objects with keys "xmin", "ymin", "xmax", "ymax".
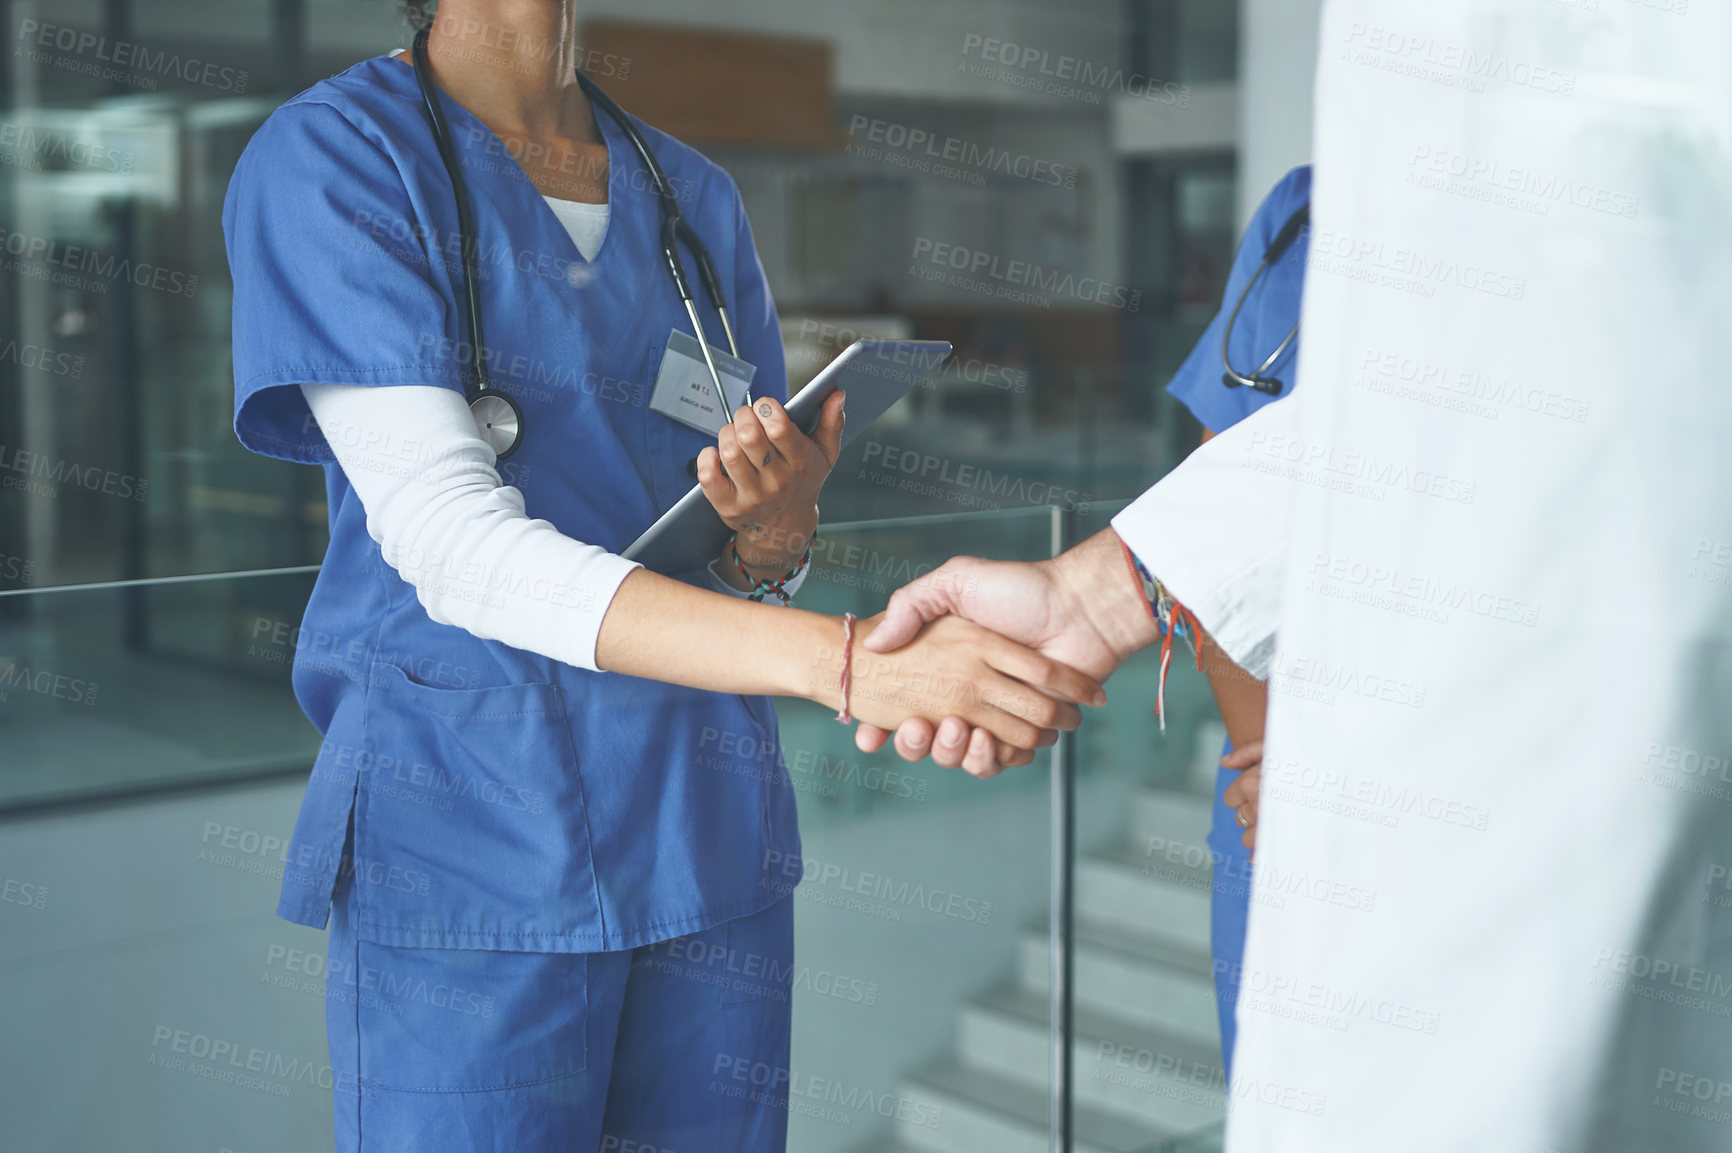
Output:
[{"xmin": 1119, "ymin": 537, "xmax": 1201, "ymax": 732}]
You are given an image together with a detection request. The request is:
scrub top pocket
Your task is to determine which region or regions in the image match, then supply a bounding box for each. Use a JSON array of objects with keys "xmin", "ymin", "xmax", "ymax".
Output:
[{"xmin": 351, "ymin": 661, "xmax": 606, "ymax": 951}]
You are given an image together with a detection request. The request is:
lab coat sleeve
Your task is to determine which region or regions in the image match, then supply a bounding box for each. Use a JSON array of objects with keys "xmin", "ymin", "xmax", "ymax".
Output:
[
  {"xmin": 1110, "ymin": 393, "xmax": 1298, "ymax": 678},
  {"xmin": 301, "ymin": 381, "xmax": 640, "ymax": 672}
]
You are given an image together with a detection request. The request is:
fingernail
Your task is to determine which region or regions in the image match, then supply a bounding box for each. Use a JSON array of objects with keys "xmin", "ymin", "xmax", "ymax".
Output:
[{"xmin": 1092, "ymin": 689, "xmax": 1106, "ymax": 707}]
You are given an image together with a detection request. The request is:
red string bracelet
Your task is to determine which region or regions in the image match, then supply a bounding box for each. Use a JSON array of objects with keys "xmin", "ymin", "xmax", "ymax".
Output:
[{"xmin": 834, "ymin": 612, "xmax": 857, "ymax": 724}]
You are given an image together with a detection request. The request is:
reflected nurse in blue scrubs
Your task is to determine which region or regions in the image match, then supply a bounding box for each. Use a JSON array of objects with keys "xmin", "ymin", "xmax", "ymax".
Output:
[
  {"xmin": 1161, "ymin": 165, "xmax": 1310, "ymax": 1077},
  {"xmin": 220, "ymin": 2, "xmax": 1104, "ymax": 1149}
]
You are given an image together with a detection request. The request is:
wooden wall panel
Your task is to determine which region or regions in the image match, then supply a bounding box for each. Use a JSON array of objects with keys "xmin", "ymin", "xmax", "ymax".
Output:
[{"xmin": 579, "ymin": 19, "xmax": 839, "ymax": 148}]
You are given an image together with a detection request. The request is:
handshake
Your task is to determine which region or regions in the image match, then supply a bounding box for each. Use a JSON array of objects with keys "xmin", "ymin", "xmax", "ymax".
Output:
[{"xmin": 820, "ymin": 530, "xmax": 1166, "ymax": 778}]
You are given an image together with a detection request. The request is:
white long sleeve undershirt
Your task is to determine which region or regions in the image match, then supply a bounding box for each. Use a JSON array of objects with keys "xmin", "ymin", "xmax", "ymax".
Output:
[
  {"xmin": 302, "ymin": 382, "xmax": 641, "ymax": 672},
  {"xmin": 302, "ymin": 379, "xmax": 811, "ymax": 673}
]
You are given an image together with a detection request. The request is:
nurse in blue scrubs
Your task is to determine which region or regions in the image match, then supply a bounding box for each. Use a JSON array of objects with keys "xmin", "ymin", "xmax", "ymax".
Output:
[
  {"xmin": 1162, "ymin": 165, "xmax": 1310, "ymax": 1077},
  {"xmin": 221, "ymin": 4, "xmax": 1104, "ymax": 1150}
]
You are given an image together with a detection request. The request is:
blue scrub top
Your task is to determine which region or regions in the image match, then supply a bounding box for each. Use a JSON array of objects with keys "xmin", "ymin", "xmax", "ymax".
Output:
[
  {"xmin": 1166, "ymin": 165, "xmax": 1310, "ymax": 435},
  {"xmin": 223, "ymin": 56, "xmax": 800, "ymax": 952}
]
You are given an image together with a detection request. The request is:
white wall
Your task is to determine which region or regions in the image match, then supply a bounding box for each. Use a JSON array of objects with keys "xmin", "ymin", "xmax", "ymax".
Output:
[{"xmin": 1237, "ymin": 0, "xmax": 1324, "ymax": 227}]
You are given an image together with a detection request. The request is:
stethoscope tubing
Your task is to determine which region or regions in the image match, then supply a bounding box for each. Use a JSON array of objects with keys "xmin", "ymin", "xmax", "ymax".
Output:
[
  {"xmin": 410, "ymin": 28, "xmax": 743, "ymax": 457},
  {"xmin": 410, "ymin": 30, "xmax": 489, "ymax": 393},
  {"xmin": 1220, "ymin": 202, "xmax": 1309, "ymax": 397}
]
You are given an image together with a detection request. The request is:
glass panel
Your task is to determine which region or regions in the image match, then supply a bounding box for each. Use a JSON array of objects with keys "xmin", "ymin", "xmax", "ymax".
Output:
[
  {"xmin": 0, "ymin": 574, "xmax": 335, "ymax": 1151},
  {"xmin": 0, "ymin": 570, "xmax": 320, "ymax": 809},
  {"xmin": 1, "ymin": 1, "xmax": 313, "ymax": 592},
  {"xmin": 1064, "ymin": 499, "xmax": 1233, "ymax": 1149},
  {"xmin": 777, "ymin": 507, "xmax": 1060, "ymax": 1151},
  {"xmin": 0, "ymin": 511, "xmax": 1073, "ymax": 1153}
]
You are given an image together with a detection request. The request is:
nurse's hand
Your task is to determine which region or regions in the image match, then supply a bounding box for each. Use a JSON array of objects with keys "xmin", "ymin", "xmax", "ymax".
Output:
[
  {"xmin": 1221, "ymin": 739, "xmax": 1264, "ymax": 852},
  {"xmin": 696, "ymin": 391, "xmax": 846, "ymax": 577},
  {"xmin": 836, "ymin": 612, "xmax": 1106, "ymax": 779}
]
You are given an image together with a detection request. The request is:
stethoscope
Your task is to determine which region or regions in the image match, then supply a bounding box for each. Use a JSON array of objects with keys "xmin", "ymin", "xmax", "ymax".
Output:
[
  {"xmin": 1220, "ymin": 203, "xmax": 1309, "ymax": 396},
  {"xmin": 410, "ymin": 28, "xmax": 741, "ymax": 460}
]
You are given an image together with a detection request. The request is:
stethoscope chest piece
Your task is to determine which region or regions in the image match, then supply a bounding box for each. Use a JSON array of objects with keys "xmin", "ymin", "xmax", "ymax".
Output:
[{"xmin": 469, "ymin": 389, "xmax": 524, "ymax": 460}]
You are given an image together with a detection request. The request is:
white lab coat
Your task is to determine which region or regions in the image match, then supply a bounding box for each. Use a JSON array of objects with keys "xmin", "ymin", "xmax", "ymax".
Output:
[{"xmin": 1113, "ymin": 1, "xmax": 1732, "ymax": 1148}]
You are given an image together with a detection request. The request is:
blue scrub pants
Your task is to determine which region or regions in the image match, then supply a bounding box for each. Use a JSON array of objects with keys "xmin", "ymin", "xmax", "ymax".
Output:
[
  {"xmin": 324, "ymin": 873, "xmax": 794, "ymax": 1152},
  {"xmin": 1208, "ymin": 737, "xmax": 1254, "ymax": 1079}
]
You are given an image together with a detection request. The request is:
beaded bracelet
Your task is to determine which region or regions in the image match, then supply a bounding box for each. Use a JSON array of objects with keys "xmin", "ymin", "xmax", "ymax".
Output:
[
  {"xmin": 1119, "ymin": 537, "xmax": 1201, "ymax": 732},
  {"xmin": 729, "ymin": 532, "xmax": 813, "ymax": 605}
]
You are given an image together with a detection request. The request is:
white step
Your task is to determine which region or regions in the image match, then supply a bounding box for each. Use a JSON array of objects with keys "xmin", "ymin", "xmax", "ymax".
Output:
[
  {"xmin": 957, "ymin": 983, "xmax": 1225, "ymax": 1134},
  {"xmin": 1018, "ymin": 917, "xmax": 1219, "ymax": 1045},
  {"xmin": 892, "ymin": 1058, "xmax": 1174, "ymax": 1153},
  {"xmin": 1129, "ymin": 788, "xmax": 1215, "ymax": 860},
  {"xmin": 1076, "ymin": 842, "xmax": 1212, "ymax": 948}
]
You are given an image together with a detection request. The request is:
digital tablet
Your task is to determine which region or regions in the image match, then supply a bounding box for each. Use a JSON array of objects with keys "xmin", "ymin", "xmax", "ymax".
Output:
[{"xmin": 622, "ymin": 339, "xmax": 953, "ymax": 574}]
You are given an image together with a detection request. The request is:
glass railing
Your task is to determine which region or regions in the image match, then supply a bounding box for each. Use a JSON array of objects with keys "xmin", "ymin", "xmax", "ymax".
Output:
[
  {"xmin": 775, "ymin": 506, "xmax": 1057, "ymax": 1151},
  {"xmin": 0, "ymin": 567, "xmax": 322, "ymax": 811},
  {"xmin": 0, "ymin": 501, "xmax": 1230, "ymax": 1153},
  {"xmin": 784, "ymin": 502, "xmax": 1226, "ymax": 1153}
]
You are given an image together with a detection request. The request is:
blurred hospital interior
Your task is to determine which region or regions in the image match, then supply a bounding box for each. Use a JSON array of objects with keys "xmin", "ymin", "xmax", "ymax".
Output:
[{"xmin": 0, "ymin": 1, "xmax": 1320, "ymax": 1149}]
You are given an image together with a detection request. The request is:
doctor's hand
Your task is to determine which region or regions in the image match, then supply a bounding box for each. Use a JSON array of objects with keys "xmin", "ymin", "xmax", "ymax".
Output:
[
  {"xmin": 1221, "ymin": 739, "xmax": 1264, "ymax": 852},
  {"xmin": 853, "ymin": 530, "xmax": 1163, "ymax": 777},
  {"xmin": 697, "ymin": 391, "xmax": 846, "ymax": 579},
  {"xmin": 832, "ymin": 612, "xmax": 1106, "ymax": 772}
]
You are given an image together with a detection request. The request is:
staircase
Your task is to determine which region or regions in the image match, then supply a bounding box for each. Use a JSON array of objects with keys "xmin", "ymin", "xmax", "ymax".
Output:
[{"xmin": 854, "ymin": 785, "xmax": 1227, "ymax": 1153}]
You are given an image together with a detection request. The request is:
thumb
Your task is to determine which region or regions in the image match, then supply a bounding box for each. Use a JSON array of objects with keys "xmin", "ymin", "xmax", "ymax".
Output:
[
  {"xmin": 854, "ymin": 722, "xmax": 892, "ymax": 753},
  {"xmin": 812, "ymin": 390, "xmax": 846, "ymax": 464},
  {"xmin": 863, "ymin": 557, "xmax": 977, "ymax": 652}
]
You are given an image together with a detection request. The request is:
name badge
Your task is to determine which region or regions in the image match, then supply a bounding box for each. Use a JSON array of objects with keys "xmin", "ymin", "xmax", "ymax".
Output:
[{"xmin": 649, "ymin": 329, "xmax": 756, "ymax": 436}]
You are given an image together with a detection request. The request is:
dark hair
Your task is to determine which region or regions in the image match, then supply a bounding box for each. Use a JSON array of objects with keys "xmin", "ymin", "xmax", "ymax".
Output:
[{"xmin": 402, "ymin": 1, "xmax": 434, "ymax": 31}]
